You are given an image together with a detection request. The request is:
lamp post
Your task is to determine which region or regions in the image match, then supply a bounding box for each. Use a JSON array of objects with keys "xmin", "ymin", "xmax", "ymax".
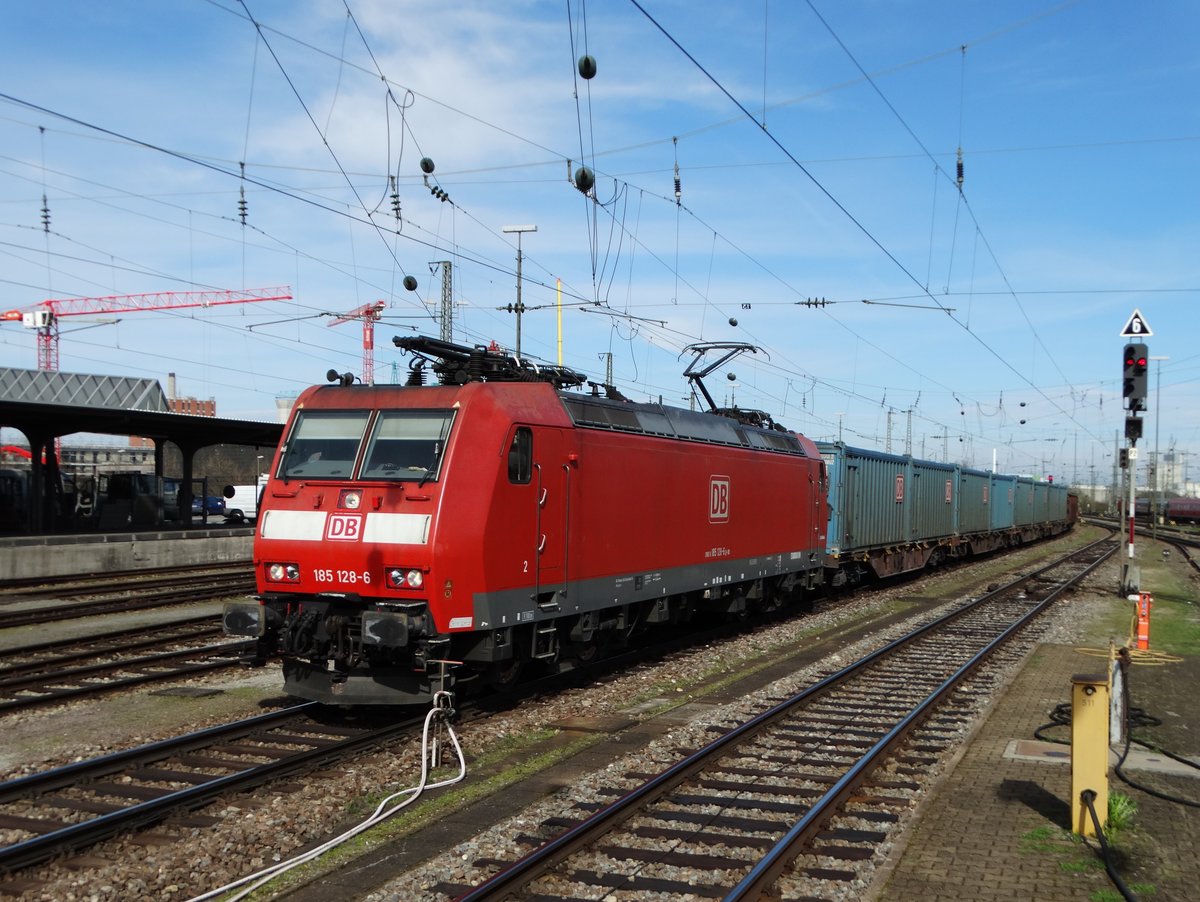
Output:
[{"xmin": 501, "ymin": 224, "xmax": 537, "ymax": 357}]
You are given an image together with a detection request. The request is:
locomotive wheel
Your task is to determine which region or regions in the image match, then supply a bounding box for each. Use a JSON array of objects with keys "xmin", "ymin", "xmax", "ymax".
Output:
[
  {"xmin": 569, "ymin": 639, "xmax": 599, "ymax": 663},
  {"xmin": 486, "ymin": 659, "xmax": 524, "ymax": 692}
]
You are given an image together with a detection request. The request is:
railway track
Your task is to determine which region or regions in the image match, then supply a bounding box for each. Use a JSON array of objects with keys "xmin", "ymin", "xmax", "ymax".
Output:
[
  {"xmin": 443, "ymin": 535, "xmax": 1117, "ymax": 900},
  {"xmin": 0, "ymin": 616, "xmax": 255, "ymax": 714},
  {"xmin": 0, "ymin": 605, "xmax": 826, "ymax": 882},
  {"xmin": 0, "ymin": 565, "xmax": 255, "ymax": 629},
  {"xmin": 0, "ymin": 533, "xmax": 1111, "ymax": 894},
  {"xmin": 0, "ymin": 704, "xmax": 426, "ymax": 874},
  {"xmin": 0, "ymin": 561, "xmax": 251, "ymax": 597}
]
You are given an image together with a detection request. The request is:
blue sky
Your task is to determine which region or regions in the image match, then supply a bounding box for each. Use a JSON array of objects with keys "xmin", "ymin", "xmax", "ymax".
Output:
[{"xmin": 1, "ymin": 0, "xmax": 1196, "ymax": 488}]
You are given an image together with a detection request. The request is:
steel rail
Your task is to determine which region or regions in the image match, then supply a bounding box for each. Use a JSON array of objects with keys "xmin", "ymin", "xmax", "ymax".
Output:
[
  {"xmin": 0, "ymin": 562, "xmax": 251, "ymax": 595},
  {"xmin": 454, "ymin": 535, "xmax": 1116, "ymax": 901},
  {"xmin": 0, "ymin": 578, "xmax": 254, "ymax": 629},
  {"xmin": 0, "ymin": 641, "xmax": 255, "ymax": 714},
  {"xmin": 0, "ymin": 703, "xmax": 426, "ymax": 873},
  {"xmin": 0, "ymin": 614, "xmax": 218, "ymax": 666},
  {"xmin": 0, "ymin": 705, "xmax": 316, "ymax": 803},
  {"xmin": 725, "ymin": 538, "xmax": 1116, "ymax": 899}
]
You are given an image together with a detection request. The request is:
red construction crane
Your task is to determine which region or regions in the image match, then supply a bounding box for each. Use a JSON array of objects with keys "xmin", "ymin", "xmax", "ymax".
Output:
[
  {"xmin": 1, "ymin": 286, "xmax": 293, "ymax": 371},
  {"xmin": 327, "ymin": 300, "xmax": 385, "ymax": 385}
]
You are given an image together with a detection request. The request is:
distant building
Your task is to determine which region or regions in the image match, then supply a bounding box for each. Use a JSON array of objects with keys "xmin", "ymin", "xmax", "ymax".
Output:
[{"xmin": 130, "ymin": 372, "xmax": 215, "ymax": 448}]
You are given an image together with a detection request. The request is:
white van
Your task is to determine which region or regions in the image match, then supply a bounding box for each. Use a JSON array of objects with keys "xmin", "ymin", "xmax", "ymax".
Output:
[{"xmin": 222, "ymin": 482, "xmax": 263, "ymax": 523}]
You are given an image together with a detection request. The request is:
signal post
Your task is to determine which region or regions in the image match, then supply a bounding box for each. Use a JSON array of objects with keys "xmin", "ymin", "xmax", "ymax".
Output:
[{"xmin": 1118, "ymin": 310, "xmax": 1150, "ymax": 596}]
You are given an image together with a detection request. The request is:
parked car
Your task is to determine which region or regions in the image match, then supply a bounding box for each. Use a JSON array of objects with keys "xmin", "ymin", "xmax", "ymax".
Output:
[
  {"xmin": 192, "ymin": 495, "xmax": 226, "ymax": 518},
  {"xmin": 222, "ymin": 483, "xmax": 262, "ymax": 523}
]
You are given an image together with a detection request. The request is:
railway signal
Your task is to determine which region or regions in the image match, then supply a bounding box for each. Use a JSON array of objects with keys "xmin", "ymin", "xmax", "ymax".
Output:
[{"xmin": 1122, "ymin": 343, "xmax": 1148, "ymax": 412}]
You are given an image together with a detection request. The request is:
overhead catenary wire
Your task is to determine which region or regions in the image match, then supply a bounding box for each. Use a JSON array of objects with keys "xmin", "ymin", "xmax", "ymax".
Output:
[
  {"xmin": 235, "ymin": 0, "xmax": 418, "ymax": 292},
  {"xmin": 628, "ymin": 0, "xmax": 1103, "ymax": 448},
  {"xmin": 0, "ymin": 4, "xmax": 1159, "ymax": 465},
  {"xmin": 803, "ymin": 0, "xmax": 1073, "ymax": 390}
]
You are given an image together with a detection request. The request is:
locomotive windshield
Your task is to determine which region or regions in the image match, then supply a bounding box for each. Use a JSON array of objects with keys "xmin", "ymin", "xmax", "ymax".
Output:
[
  {"xmin": 278, "ymin": 409, "xmax": 454, "ymax": 481},
  {"xmin": 360, "ymin": 410, "xmax": 454, "ymax": 481},
  {"xmin": 279, "ymin": 411, "xmax": 371, "ymax": 478}
]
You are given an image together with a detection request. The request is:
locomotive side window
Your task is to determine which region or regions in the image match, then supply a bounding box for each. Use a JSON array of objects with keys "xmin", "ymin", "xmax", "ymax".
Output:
[
  {"xmin": 361, "ymin": 411, "xmax": 454, "ymax": 480},
  {"xmin": 280, "ymin": 411, "xmax": 371, "ymax": 478},
  {"xmin": 508, "ymin": 427, "xmax": 532, "ymax": 484}
]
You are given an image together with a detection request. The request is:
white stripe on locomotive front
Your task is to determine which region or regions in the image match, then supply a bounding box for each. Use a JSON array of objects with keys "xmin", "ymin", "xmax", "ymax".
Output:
[{"xmin": 260, "ymin": 509, "xmax": 431, "ymax": 544}]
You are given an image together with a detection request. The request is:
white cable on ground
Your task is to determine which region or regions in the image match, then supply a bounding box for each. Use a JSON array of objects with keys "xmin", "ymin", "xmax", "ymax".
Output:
[{"xmin": 188, "ymin": 690, "xmax": 466, "ymax": 902}]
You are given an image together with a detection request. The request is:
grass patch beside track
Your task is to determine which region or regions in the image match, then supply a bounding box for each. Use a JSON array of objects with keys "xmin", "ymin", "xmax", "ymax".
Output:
[{"xmin": 1095, "ymin": 535, "xmax": 1200, "ymax": 656}]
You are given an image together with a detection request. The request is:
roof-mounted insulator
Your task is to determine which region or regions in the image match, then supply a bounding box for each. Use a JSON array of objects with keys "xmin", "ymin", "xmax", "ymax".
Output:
[
  {"xmin": 673, "ymin": 136, "xmax": 681, "ymax": 206},
  {"xmin": 238, "ymin": 162, "xmax": 248, "ymax": 225}
]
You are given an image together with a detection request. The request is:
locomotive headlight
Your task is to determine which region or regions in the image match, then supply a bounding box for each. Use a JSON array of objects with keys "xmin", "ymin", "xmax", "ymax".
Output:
[
  {"xmin": 386, "ymin": 568, "xmax": 424, "ymax": 589},
  {"xmin": 338, "ymin": 489, "xmax": 362, "ymax": 509},
  {"xmin": 266, "ymin": 562, "xmax": 301, "ymax": 582}
]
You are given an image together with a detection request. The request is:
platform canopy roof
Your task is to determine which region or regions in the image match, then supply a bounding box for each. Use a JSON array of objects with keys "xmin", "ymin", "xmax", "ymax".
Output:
[
  {"xmin": 0, "ymin": 367, "xmax": 281, "ymax": 449},
  {"xmin": 0, "ymin": 368, "xmax": 169, "ymax": 411}
]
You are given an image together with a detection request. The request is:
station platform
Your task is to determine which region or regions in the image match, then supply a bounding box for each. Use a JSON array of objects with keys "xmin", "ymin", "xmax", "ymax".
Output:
[
  {"xmin": 874, "ymin": 641, "xmax": 1200, "ymax": 902},
  {"xmin": 0, "ymin": 526, "xmax": 253, "ymax": 581}
]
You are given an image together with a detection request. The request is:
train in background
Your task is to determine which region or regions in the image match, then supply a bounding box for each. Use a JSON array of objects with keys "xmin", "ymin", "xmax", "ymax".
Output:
[
  {"xmin": 224, "ymin": 337, "xmax": 1075, "ymax": 705},
  {"xmin": 1134, "ymin": 496, "xmax": 1200, "ymax": 525}
]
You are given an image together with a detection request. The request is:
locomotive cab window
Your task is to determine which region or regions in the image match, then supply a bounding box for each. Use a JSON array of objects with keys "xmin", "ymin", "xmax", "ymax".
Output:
[
  {"xmin": 280, "ymin": 411, "xmax": 370, "ymax": 478},
  {"xmin": 361, "ymin": 410, "xmax": 454, "ymax": 481},
  {"xmin": 508, "ymin": 427, "xmax": 532, "ymax": 484}
]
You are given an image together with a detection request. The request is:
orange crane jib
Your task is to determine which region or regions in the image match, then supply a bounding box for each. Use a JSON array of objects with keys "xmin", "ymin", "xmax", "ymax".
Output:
[{"xmin": 2, "ymin": 286, "xmax": 292, "ymax": 372}]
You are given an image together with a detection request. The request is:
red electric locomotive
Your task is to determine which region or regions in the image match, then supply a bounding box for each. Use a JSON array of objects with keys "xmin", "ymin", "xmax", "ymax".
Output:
[{"xmin": 224, "ymin": 337, "xmax": 828, "ymax": 704}]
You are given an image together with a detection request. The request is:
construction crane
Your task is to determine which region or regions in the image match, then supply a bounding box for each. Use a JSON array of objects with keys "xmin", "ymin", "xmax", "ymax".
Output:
[
  {"xmin": 1, "ymin": 286, "xmax": 293, "ymax": 372},
  {"xmin": 327, "ymin": 300, "xmax": 386, "ymax": 385}
]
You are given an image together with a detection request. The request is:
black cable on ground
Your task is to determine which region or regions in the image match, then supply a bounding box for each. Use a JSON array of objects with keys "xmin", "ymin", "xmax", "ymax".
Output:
[
  {"xmin": 1028, "ymin": 650, "xmax": 1199, "ymax": 901},
  {"xmin": 1114, "ymin": 665, "xmax": 1200, "ymax": 809},
  {"xmin": 1081, "ymin": 789, "xmax": 1138, "ymax": 902},
  {"xmin": 1033, "ymin": 701, "xmax": 1071, "ymax": 744},
  {"xmin": 1033, "ymin": 655, "xmax": 1198, "ymax": 808}
]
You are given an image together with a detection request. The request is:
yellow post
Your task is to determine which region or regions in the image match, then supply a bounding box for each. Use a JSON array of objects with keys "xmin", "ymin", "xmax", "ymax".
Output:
[{"xmin": 1071, "ymin": 673, "xmax": 1110, "ymax": 837}]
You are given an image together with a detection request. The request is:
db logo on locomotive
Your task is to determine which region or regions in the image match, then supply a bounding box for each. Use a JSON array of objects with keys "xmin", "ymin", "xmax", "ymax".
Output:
[
  {"xmin": 709, "ymin": 476, "xmax": 730, "ymax": 523},
  {"xmin": 325, "ymin": 513, "xmax": 363, "ymax": 541}
]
